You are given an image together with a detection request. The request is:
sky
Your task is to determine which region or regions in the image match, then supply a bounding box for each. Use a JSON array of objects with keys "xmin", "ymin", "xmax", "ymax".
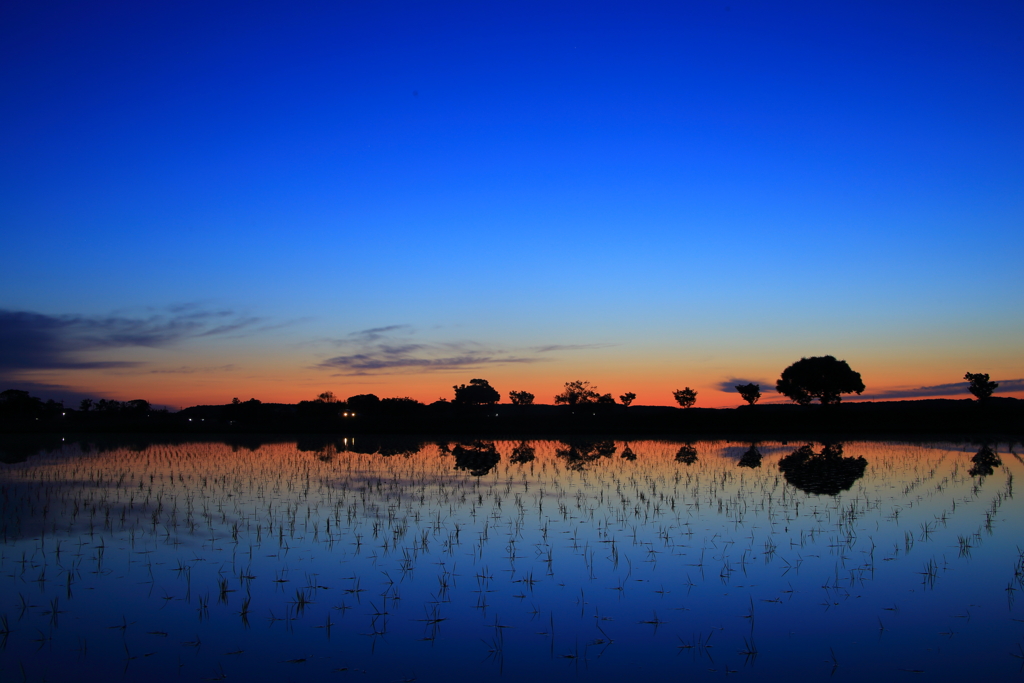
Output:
[{"xmin": 2, "ymin": 0, "xmax": 1022, "ymax": 409}]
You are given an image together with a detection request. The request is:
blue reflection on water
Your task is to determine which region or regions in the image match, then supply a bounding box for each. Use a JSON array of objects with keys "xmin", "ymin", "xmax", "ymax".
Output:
[{"xmin": 1, "ymin": 438, "xmax": 1022, "ymax": 682}]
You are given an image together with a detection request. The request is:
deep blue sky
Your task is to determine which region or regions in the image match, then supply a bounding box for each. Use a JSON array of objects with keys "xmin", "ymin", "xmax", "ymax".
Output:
[{"xmin": 2, "ymin": 1, "xmax": 1022, "ymax": 406}]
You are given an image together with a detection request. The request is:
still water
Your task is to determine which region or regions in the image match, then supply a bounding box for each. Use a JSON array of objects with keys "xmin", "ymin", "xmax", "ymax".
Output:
[{"xmin": 1, "ymin": 438, "xmax": 1022, "ymax": 682}]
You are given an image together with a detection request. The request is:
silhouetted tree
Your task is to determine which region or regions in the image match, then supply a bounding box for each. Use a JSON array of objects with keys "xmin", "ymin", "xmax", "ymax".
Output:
[
  {"xmin": 96, "ymin": 399, "xmax": 123, "ymax": 412},
  {"xmin": 80, "ymin": 398, "xmax": 94, "ymax": 412},
  {"xmin": 778, "ymin": 443, "xmax": 867, "ymax": 495},
  {"xmin": 508, "ymin": 390, "xmax": 535, "ymax": 405},
  {"xmin": 0, "ymin": 389, "xmax": 43, "ymax": 415},
  {"xmin": 510, "ymin": 442, "xmax": 536, "ymax": 464},
  {"xmin": 379, "ymin": 397, "xmax": 423, "ymax": 414},
  {"xmin": 124, "ymin": 399, "xmax": 151, "ymax": 413},
  {"xmin": 673, "ymin": 387, "xmax": 697, "ymax": 408},
  {"xmin": 969, "ymin": 445, "xmax": 1001, "ymax": 477},
  {"xmin": 453, "ymin": 379, "xmax": 500, "ymax": 405},
  {"xmin": 231, "ymin": 397, "xmax": 241, "ymax": 405},
  {"xmin": 619, "ymin": 392, "xmax": 636, "ymax": 407},
  {"xmin": 964, "ymin": 372, "xmax": 998, "ymax": 402},
  {"xmin": 298, "ymin": 395, "xmax": 342, "ymax": 420},
  {"xmin": 675, "ymin": 444, "xmax": 698, "ymax": 464},
  {"xmin": 735, "ymin": 383, "xmax": 761, "ymax": 406},
  {"xmin": 452, "ymin": 441, "xmax": 501, "ymax": 476},
  {"xmin": 554, "ymin": 380, "xmax": 601, "ymax": 406},
  {"xmin": 738, "ymin": 445, "xmax": 762, "ymax": 468},
  {"xmin": 316, "ymin": 391, "xmax": 339, "ymax": 403},
  {"xmin": 597, "ymin": 393, "xmax": 616, "ymax": 404},
  {"xmin": 776, "ymin": 356, "xmax": 864, "ymax": 405},
  {"xmin": 346, "ymin": 394, "xmax": 380, "ymax": 411}
]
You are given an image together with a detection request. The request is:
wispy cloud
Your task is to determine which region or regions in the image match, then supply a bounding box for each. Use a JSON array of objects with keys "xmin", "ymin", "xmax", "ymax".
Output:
[
  {"xmin": 337, "ymin": 325, "xmax": 414, "ymax": 345},
  {"xmin": 317, "ymin": 326, "xmax": 602, "ymax": 375},
  {"xmin": 135, "ymin": 365, "xmax": 238, "ymax": 375},
  {"xmin": 530, "ymin": 343, "xmax": 614, "ymax": 353},
  {"xmin": 0, "ymin": 307, "xmax": 262, "ymax": 374}
]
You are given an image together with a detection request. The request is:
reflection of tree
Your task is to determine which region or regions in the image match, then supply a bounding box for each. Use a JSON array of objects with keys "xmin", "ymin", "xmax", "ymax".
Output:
[
  {"xmin": 969, "ymin": 445, "xmax": 1001, "ymax": 477},
  {"xmin": 0, "ymin": 442, "xmax": 44, "ymax": 464},
  {"xmin": 738, "ymin": 445, "xmax": 762, "ymax": 468},
  {"xmin": 378, "ymin": 444, "xmax": 418, "ymax": 457},
  {"xmin": 675, "ymin": 445, "xmax": 698, "ymax": 465},
  {"xmin": 620, "ymin": 444, "xmax": 637, "ymax": 461},
  {"xmin": 555, "ymin": 440, "xmax": 616, "ymax": 471},
  {"xmin": 510, "ymin": 442, "xmax": 536, "ymax": 464},
  {"xmin": 314, "ymin": 445, "xmax": 337, "ymax": 462},
  {"xmin": 778, "ymin": 444, "xmax": 866, "ymax": 495},
  {"xmin": 452, "ymin": 441, "xmax": 501, "ymax": 476}
]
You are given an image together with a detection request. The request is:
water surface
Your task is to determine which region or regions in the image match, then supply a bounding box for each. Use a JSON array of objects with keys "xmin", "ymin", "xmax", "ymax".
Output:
[{"xmin": 1, "ymin": 438, "xmax": 1022, "ymax": 681}]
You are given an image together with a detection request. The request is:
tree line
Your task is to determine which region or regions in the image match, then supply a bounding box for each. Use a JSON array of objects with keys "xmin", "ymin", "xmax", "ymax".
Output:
[
  {"xmin": 0, "ymin": 355, "xmax": 1003, "ymax": 426},
  {"xmin": 301, "ymin": 356, "xmax": 1000, "ymax": 412}
]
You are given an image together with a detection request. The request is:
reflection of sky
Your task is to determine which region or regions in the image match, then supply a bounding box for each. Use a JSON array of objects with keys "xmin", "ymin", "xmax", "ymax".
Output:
[
  {"xmin": 2, "ymin": 438, "xmax": 1022, "ymax": 680},
  {"xmin": 1, "ymin": 3, "xmax": 1022, "ymax": 407}
]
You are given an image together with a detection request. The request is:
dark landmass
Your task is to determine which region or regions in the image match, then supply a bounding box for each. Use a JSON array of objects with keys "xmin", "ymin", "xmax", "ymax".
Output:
[{"xmin": 2, "ymin": 395, "xmax": 1022, "ymax": 440}]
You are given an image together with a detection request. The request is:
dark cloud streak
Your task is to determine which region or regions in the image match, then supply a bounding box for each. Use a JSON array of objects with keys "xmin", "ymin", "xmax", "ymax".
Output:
[
  {"xmin": 0, "ymin": 308, "xmax": 262, "ymax": 374},
  {"xmin": 858, "ymin": 379, "xmax": 1024, "ymax": 401},
  {"xmin": 317, "ymin": 326, "xmax": 598, "ymax": 376},
  {"xmin": 715, "ymin": 378, "xmax": 776, "ymax": 393}
]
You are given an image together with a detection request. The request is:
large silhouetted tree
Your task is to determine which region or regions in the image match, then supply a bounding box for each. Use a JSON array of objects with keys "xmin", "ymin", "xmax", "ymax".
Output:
[
  {"xmin": 735, "ymin": 383, "xmax": 761, "ymax": 406},
  {"xmin": 776, "ymin": 356, "xmax": 864, "ymax": 405},
  {"xmin": 453, "ymin": 379, "xmax": 500, "ymax": 405},
  {"xmin": 619, "ymin": 392, "xmax": 636, "ymax": 407},
  {"xmin": 964, "ymin": 372, "xmax": 998, "ymax": 402},
  {"xmin": 554, "ymin": 380, "xmax": 600, "ymax": 406},
  {"xmin": 673, "ymin": 387, "xmax": 697, "ymax": 408}
]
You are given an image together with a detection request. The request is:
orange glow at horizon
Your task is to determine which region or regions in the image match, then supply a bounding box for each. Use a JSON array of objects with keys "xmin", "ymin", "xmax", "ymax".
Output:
[{"xmin": 18, "ymin": 358, "xmax": 1023, "ymax": 410}]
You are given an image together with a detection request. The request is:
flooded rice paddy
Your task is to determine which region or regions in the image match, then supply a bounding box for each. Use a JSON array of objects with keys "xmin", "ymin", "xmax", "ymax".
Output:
[{"xmin": 1, "ymin": 437, "xmax": 1023, "ymax": 682}]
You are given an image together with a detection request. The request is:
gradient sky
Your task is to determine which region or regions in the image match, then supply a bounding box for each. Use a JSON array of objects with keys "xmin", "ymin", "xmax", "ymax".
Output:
[{"xmin": 2, "ymin": 0, "xmax": 1022, "ymax": 408}]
